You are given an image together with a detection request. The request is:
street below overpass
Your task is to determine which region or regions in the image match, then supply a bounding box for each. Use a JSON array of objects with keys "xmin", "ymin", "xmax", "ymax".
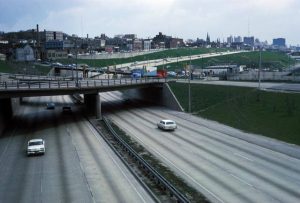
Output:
[
  {"xmin": 103, "ymin": 91, "xmax": 300, "ymax": 203},
  {"xmin": 0, "ymin": 95, "xmax": 154, "ymax": 203}
]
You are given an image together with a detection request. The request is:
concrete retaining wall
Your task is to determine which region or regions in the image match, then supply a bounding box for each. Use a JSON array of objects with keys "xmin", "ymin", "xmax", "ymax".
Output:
[
  {"xmin": 78, "ymin": 49, "xmax": 162, "ymax": 60},
  {"xmin": 228, "ymin": 71, "xmax": 300, "ymax": 81},
  {"xmin": 121, "ymin": 84, "xmax": 183, "ymax": 111},
  {"xmin": 0, "ymin": 98, "xmax": 20, "ymax": 135},
  {"xmin": 0, "ymin": 98, "xmax": 13, "ymax": 135},
  {"xmin": 162, "ymin": 83, "xmax": 184, "ymax": 111}
]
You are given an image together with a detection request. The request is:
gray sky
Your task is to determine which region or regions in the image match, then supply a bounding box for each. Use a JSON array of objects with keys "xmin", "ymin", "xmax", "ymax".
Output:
[{"xmin": 0, "ymin": 0, "xmax": 299, "ymax": 45}]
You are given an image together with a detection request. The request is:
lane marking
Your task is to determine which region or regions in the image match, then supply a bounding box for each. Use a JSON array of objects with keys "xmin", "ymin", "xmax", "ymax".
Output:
[
  {"xmin": 109, "ymin": 117, "xmax": 225, "ymax": 203},
  {"xmin": 150, "ymin": 146, "xmax": 225, "ymax": 203},
  {"xmin": 234, "ymin": 153, "xmax": 253, "ymax": 162},
  {"xmin": 68, "ymin": 126, "xmax": 96, "ymax": 203},
  {"xmin": 87, "ymin": 122, "xmax": 148, "ymax": 203},
  {"xmin": 230, "ymin": 174, "xmax": 253, "ymax": 187},
  {"xmin": 0, "ymin": 128, "xmax": 16, "ymax": 166}
]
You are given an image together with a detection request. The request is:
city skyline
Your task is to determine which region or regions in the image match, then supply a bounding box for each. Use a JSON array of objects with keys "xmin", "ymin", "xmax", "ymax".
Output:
[{"xmin": 0, "ymin": 0, "xmax": 299, "ymax": 45}]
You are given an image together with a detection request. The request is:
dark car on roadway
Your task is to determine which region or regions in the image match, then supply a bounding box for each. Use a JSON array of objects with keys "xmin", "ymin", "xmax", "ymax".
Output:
[{"xmin": 46, "ymin": 102, "xmax": 55, "ymax": 109}]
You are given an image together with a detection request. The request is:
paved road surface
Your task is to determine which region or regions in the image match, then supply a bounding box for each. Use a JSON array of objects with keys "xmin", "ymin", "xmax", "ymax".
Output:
[
  {"xmin": 176, "ymin": 79, "xmax": 300, "ymax": 93},
  {"xmin": 0, "ymin": 95, "xmax": 154, "ymax": 203},
  {"xmin": 102, "ymin": 91, "xmax": 300, "ymax": 203}
]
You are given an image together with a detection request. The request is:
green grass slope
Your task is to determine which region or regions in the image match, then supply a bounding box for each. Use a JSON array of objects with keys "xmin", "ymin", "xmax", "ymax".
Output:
[
  {"xmin": 58, "ymin": 47, "xmax": 229, "ymax": 67},
  {"xmin": 162, "ymin": 51, "xmax": 294, "ymax": 71},
  {"xmin": 169, "ymin": 82, "xmax": 300, "ymax": 145}
]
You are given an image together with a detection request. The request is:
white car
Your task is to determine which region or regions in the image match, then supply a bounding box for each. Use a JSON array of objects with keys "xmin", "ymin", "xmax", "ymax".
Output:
[
  {"xmin": 157, "ymin": 120, "xmax": 177, "ymax": 131},
  {"xmin": 27, "ymin": 139, "xmax": 45, "ymax": 156}
]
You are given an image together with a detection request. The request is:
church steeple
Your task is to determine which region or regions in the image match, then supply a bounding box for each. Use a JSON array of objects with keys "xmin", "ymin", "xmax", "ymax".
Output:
[{"xmin": 206, "ymin": 33, "xmax": 210, "ymax": 44}]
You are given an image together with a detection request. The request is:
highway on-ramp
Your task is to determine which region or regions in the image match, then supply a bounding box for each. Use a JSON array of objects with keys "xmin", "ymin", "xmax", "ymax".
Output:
[
  {"xmin": 103, "ymin": 91, "xmax": 300, "ymax": 203},
  {"xmin": 0, "ymin": 95, "xmax": 155, "ymax": 203}
]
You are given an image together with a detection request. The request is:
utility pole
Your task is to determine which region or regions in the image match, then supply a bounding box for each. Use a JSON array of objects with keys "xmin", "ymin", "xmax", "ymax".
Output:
[
  {"xmin": 258, "ymin": 48, "xmax": 262, "ymax": 90},
  {"xmin": 188, "ymin": 49, "xmax": 192, "ymax": 113},
  {"xmin": 76, "ymin": 38, "xmax": 79, "ymax": 87}
]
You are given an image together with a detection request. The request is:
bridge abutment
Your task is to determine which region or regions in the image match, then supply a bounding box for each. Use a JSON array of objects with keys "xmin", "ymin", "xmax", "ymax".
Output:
[
  {"xmin": 0, "ymin": 98, "xmax": 13, "ymax": 135},
  {"xmin": 84, "ymin": 93, "xmax": 102, "ymax": 119},
  {"xmin": 122, "ymin": 83, "xmax": 183, "ymax": 111}
]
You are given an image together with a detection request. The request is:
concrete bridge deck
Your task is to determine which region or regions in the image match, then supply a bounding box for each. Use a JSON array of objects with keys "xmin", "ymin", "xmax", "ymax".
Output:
[{"xmin": 0, "ymin": 78, "xmax": 166, "ymax": 98}]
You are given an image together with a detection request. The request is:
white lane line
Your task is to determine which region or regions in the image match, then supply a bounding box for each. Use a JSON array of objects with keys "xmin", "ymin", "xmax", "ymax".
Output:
[
  {"xmin": 234, "ymin": 153, "xmax": 253, "ymax": 162},
  {"xmin": 0, "ymin": 128, "xmax": 16, "ymax": 166},
  {"xmin": 87, "ymin": 122, "xmax": 148, "ymax": 203},
  {"xmin": 230, "ymin": 174, "xmax": 254, "ymax": 187},
  {"xmin": 113, "ymin": 119, "xmax": 225, "ymax": 203},
  {"xmin": 150, "ymin": 147, "xmax": 225, "ymax": 203},
  {"xmin": 68, "ymin": 126, "xmax": 96, "ymax": 203}
]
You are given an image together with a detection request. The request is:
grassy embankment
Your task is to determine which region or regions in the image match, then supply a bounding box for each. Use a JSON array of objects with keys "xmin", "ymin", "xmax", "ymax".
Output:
[
  {"xmin": 159, "ymin": 51, "xmax": 294, "ymax": 71},
  {"xmin": 0, "ymin": 60, "xmax": 51, "ymax": 75},
  {"xmin": 1, "ymin": 47, "xmax": 227, "ymax": 74},
  {"xmin": 58, "ymin": 47, "xmax": 230, "ymax": 67},
  {"xmin": 1, "ymin": 49, "xmax": 293, "ymax": 75},
  {"xmin": 169, "ymin": 82, "xmax": 300, "ymax": 145}
]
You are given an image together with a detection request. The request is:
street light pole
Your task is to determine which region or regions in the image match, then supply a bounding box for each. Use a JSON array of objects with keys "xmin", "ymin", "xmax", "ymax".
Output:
[
  {"xmin": 75, "ymin": 38, "xmax": 79, "ymax": 87},
  {"xmin": 188, "ymin": 49, "xmax": 191, "ymax": 113},
  {"xmin": 258, "ymin": 48, "xmax": 262, "ymax": 90}
]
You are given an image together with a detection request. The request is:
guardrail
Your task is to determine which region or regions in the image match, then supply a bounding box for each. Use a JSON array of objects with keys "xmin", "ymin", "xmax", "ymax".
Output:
[
  {"xmin": 102, "ymin": 117, "xmax": 189, "ymax": 203},
  {"xmin": 7, "ymin": 73, "xmax": 70, "ymax": 81},
  {"xmin": 0, "ymin": 78, "xmax": 165, "ymax": 90}
]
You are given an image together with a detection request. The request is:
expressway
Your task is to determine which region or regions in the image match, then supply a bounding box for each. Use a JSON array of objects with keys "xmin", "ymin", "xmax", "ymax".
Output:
[
  {"xmin": 102, "ymin": 91, "xmax": 300, "ymax": 203},
  {"xmin": 0, "ymin": 95, "xmax": 155, "ymax": 203},
  {"xmin": 176, "ymin": 79, "xmax": 300, "ymax": 93},
  {"xmin": 113, "ymin": 50, "xmax": 246, "ymax": 70}
]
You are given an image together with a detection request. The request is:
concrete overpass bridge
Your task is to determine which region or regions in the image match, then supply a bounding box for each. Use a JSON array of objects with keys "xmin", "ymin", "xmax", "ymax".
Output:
[{"xmin": 0, "ymin": 77, "xmax": 182, "ymax": 134}]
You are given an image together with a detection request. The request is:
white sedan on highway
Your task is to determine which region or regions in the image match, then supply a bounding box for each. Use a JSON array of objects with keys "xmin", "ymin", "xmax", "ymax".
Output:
[
  {"xmin": 157, "ymin": 120, "xmax": 177, "ymax": 131},
  {"xmin": 27, "ymin": 139, "xmax": 45, "ymax": 156}
]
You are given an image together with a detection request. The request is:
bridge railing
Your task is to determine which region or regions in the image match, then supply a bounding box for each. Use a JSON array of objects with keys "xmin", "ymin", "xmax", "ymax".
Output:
[{"xmin": 0, "ymin": 78, "xmax": 166, "ymax": 90}]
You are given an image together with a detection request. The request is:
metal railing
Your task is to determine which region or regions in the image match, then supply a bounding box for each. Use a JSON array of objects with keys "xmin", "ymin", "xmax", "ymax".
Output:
[
  {"xmin": 0, "ymin": 78, "xmax": 165, "ymax": 90},
  {"xmin": 102, "ymin": 117, "xmax": 189, "ymax": 203}
]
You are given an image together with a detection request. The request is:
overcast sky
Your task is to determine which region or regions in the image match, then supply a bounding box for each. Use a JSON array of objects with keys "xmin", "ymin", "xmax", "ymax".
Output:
[{"xmin": 0, "ymin": 0, "xmax": 299, "ymax": 45}]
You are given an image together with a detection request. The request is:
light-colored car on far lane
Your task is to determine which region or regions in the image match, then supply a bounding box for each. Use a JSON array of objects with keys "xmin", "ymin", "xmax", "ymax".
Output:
[{"xmin": 157, "ymin": 119, "xmax": 177, "ymax": 131}]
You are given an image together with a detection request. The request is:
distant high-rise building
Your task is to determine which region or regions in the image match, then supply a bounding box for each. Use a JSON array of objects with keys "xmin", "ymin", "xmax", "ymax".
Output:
[
  {"xmin": 243, "ymin": 36, "xmax": 254, "ymax": 46},
  {"xmin": 227, "ymin": 36, "xmax": 233, "ymax": 44},
  {"xmin": 133, "ymin": 39, "xmax": 143, "ymax": 51},
  {"xmin": 100, "ymin": 33, "xmax": 107, "ymax": 40},
  {"xmin": 234, "ymin": 36, "xmax": 242, "ymax": 43},
  {"xmin": 124, "ymin": 34, "xmax": 137, "ymax": 40},
  {"xmin": 44, "ymin": 30, "xmax": 63, "ymax": 41},
  {"xmin": 143, "ymin": 39, "xmax": 152, "ymax": 50},
  {"xmin": 273, "ymin": 38, "xmax": 286, "ymax": 47}
]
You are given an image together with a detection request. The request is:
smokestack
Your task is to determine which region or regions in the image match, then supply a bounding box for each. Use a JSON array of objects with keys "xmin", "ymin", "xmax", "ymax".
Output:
[
  {"xmin": 87, "ymin": 34, "xmax": 89, "ymax": 39},
  {"xmin": 36, "ymin": 24, "xmax": 40, "ymax": 47}
]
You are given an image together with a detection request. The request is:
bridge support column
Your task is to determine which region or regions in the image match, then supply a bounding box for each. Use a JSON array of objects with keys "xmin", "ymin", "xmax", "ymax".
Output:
[
  {"xmin": 0, "ymin": 98, "xmax": 13, "ymax": 135},
  {"xmin": 96, "ymin": 94, "xmax": 102, "ymax": 120},
  {"xmin": 84, "ymin": 93, "xmax": 102, "ymax": 119}
]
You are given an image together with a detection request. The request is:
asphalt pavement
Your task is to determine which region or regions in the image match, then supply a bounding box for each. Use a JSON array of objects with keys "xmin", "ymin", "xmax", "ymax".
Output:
[
  {"xmin": 0, "ymin": 95, "xmax": 154, "ymax": 203},
  {"xmin": 102, "ymin": 91, "xmax": 300, "ymax": 203},
  {"xmin": 176, "ymin": 79, "xmax": 300, "ymax": 93}
]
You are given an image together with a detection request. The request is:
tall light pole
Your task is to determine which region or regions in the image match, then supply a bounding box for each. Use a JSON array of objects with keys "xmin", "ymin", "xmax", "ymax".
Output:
[
  {"xmin": 258, "ymin": 48, "xmax": 262, "ymax": 90},
  {"xmin": 76, "ymin": 38, "xmax": 78, "ymax": 87},
  {"xmin": 188, "ymin": 48, "xmax": 192, "ymax": 113}
]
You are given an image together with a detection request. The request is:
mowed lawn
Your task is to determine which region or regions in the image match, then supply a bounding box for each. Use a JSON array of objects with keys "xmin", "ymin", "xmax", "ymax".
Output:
[
  {"xmin": 58, "ymin": 47, "xmax": 229, "ymax": 67},
  {"xmin": 169, "ymin": 82, "xmax": 300, "ymax": 146},
  {"xmin": 161, "ymin": 51, "xmax": 294, "ymax": 71},
  {"xmin": 0, "ymin": 60, "xmax": 51, "ymax": 75}
]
